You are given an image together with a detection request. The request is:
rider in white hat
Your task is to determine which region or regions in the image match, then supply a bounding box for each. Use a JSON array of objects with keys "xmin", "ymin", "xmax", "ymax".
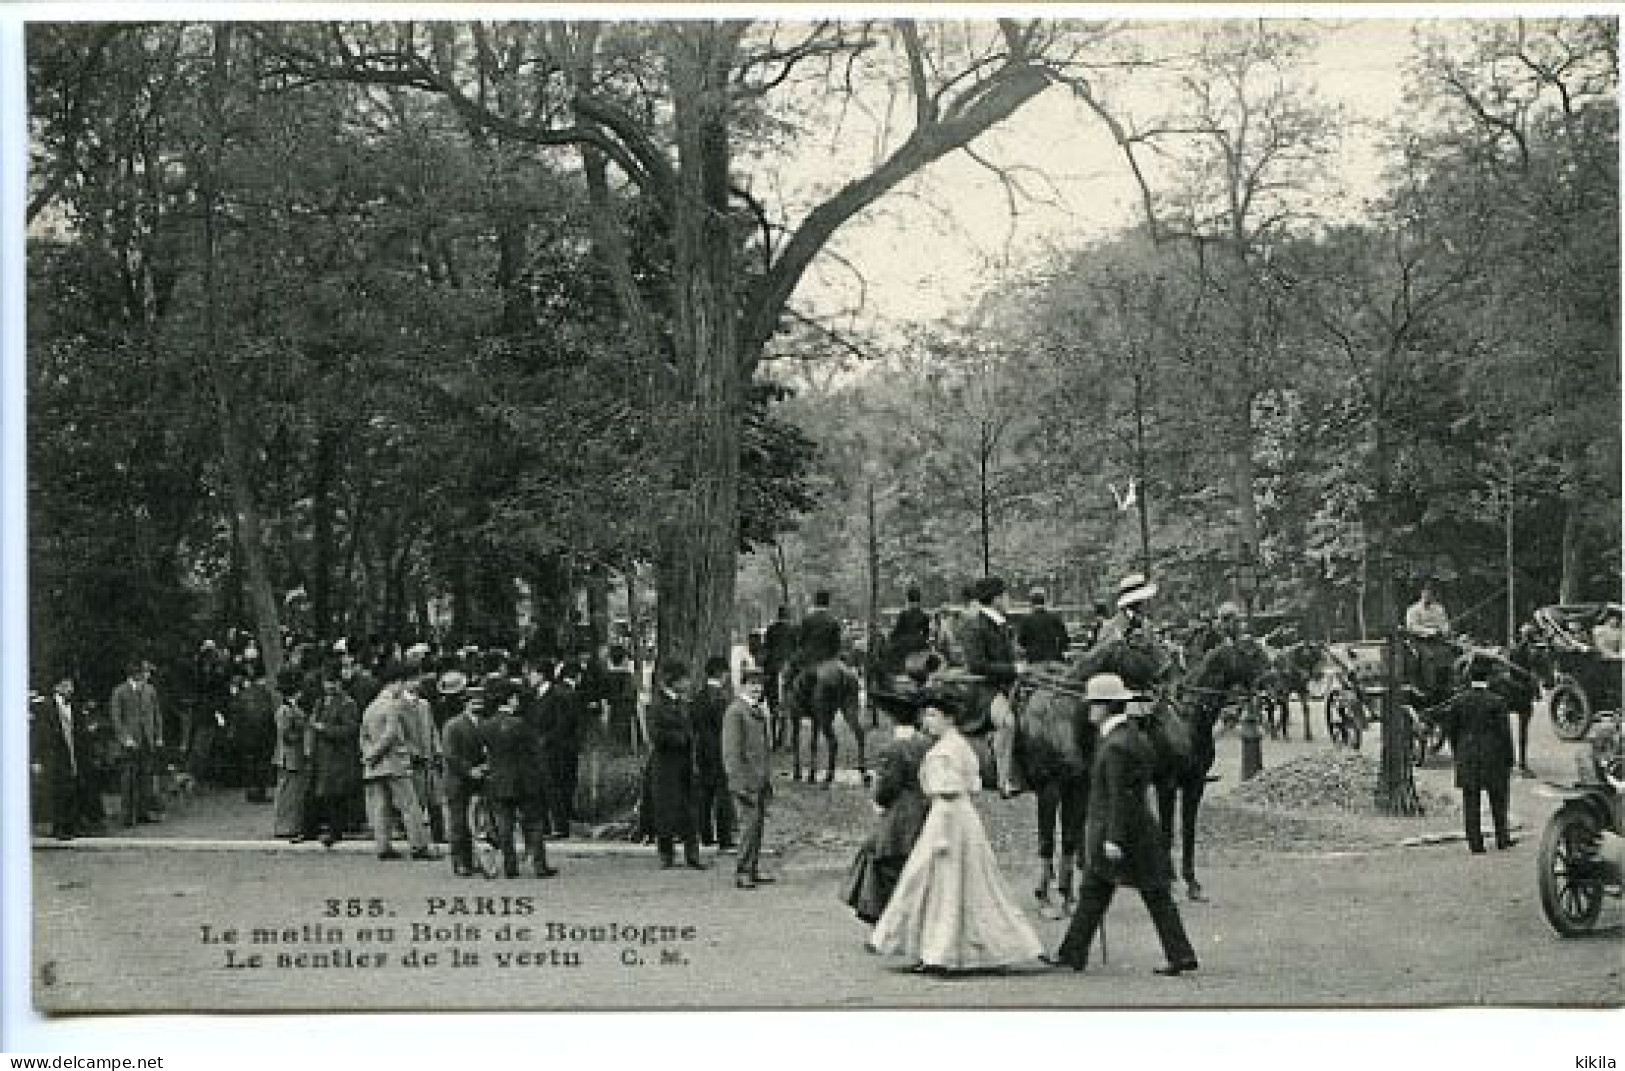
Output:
[{"xmin": 1097, "ymin": 572, "xmax": 1158, "ymax": 648}]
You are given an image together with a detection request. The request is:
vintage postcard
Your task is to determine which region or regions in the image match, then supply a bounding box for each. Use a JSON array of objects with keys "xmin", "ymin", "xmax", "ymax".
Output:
[{"xmin": 11, "ymin": 8, "xmax": 1623, "ymax": 1031}]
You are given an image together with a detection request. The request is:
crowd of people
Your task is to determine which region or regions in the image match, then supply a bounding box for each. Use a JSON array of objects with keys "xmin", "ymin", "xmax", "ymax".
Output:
[
  {"xmin": 29, "ymin": 569, "xmax": 1606, "ymax": 979},
  {"xmin": 26, "ymin": 632, "xmax": 642, "ymax": 855}
]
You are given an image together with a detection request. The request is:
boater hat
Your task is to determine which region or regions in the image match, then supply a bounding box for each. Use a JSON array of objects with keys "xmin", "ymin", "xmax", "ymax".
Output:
[
  {"xmin": 1116, "ymin": 572, "xmax": 1158, "ymax": 609},
  {"xmin": 1085, "ymin": 673, "xmax": 1140, "ymax": 703}
]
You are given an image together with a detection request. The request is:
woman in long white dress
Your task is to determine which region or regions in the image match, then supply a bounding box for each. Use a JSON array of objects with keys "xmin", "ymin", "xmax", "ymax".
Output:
[{"xmin": 867, "ymin": 702, "xmax": 1043, "ymax": 972}]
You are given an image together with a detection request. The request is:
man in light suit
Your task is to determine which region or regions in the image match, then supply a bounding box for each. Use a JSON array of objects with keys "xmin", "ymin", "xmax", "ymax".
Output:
[
  {"xmin": 109, "ymin": 660, "xmax": 163, "ymax": 826},
  {"xmin": 359, "ymin": 664, "xmax": 435, "ymax": 861},
  {"xmin": 722, "ymin": 664, "xmax": 773, "ymax": 889}
]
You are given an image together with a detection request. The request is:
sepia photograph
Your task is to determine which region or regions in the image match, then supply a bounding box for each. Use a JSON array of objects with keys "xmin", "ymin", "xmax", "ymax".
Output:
[{"xmin": 8, "ymin": 6, "xmax": 1623, "ymax": 1028}]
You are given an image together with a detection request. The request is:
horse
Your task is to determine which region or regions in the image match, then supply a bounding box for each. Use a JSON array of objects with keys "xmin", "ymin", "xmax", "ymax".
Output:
[
  {"xmin": 785, "ymin": 658, "xmax": 867, "ymax": 786},
  {"xmin": 1261, "ymin": 637, "xmax": 1323, "ymax": 742},
  {"xmin": 1013, "ymin": 661, "xmax": 1098, "ymax": 918},
  {"xmin": 1159, "ymin": 638, "xmax": 1271, "ymax": 899}
]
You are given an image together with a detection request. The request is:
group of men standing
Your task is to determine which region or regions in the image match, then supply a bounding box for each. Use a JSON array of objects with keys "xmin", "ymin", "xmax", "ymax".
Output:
[
  {"xmin": 29, "ymin": 660, "xmax": 166, "ymax": 839},
  {"xmin": 641, "ymin": 657, "xmax": 777, "ymax": 888}
]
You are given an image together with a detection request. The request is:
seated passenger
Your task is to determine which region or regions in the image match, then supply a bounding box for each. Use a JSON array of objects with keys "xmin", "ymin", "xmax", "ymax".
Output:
[{"xmin": 1591, "ymin": 610, "xmax": 1622, "ymax": 659}]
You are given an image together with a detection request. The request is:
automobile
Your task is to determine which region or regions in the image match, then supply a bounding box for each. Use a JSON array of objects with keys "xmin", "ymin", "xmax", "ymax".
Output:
[{"xmin": 1531, "ymin": 603, "xmax": 1624, "ymax": 741}]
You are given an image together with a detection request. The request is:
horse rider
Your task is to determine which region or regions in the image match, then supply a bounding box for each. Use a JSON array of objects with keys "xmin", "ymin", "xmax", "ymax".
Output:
[
  {"xmin": 1087, "ymin": 573, "xmax": 1171, "ymax": 698},
  {"xmin": 789, "ymin": 590, "xmax": 844, "ymax": 717},
  {"xmin": 761, "ymin": 606, "xmax": 797, "ymax": 745},
  {"xmin": 957, "ymin": 576, "xmax": 1021, "ymax": 794},
  {"xmin": 888, "ymin": 586, "xmax": 933, "ymax": 669},
  {"xmin": 1404, "ymin": 579, "xmax": 1454, "ymax": 699},
  {"xmin": 1017, "ymin": 587, "xmax": 1071, "ymax": 666}
]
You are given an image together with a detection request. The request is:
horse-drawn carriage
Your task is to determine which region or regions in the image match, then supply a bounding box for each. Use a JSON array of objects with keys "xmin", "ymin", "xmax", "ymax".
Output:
[
  {"xmin": 1320, "ymin": 636, "xmax": 1460, "ymax": 763},
  {"xmin": 1532, "ymin": 603, "xmax": 1624, "ymax": 742}
]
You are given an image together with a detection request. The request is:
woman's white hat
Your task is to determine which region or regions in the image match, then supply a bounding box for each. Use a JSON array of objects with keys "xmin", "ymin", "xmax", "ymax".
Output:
[{"xmin": 1116, "ymin": 572, "xmax": 1158, "ymax": 609}]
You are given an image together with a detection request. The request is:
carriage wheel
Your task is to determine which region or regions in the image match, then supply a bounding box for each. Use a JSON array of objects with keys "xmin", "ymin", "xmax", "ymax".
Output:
[
  {"xmin": 1537, "ymin": 804, "xmax": 1606, "ymax": 937},
  {"xmin": 1549, "ymin": 678, "xmax": 1595, "ymax": 742},
  {"xmin": 1325, "ymin": 689, "xmax": 1363, "ymax": 750},
  {"xmin": 468, "ymin": 797, "xmax": 503, "ymax": 879}
]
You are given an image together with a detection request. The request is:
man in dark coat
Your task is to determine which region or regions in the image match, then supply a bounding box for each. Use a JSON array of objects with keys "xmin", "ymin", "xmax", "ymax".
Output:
[
  {"xmin": 690, "ymin": 655, "xmax": 737, "ymax": 850},
  {"xmin": 790, "ymin": 591, "xmax": 844, "ymax": 717},
  {"xmin": 231, "ymin": 664, "xmax": 279, "ymax": 804},
  {"xmin": 1502, "ymin": 624, "xmax": 1547, "ymax": 777},
  {"xmin": 31, "ymin": 674, "xmax": 94, "ymax": 840},
  {"xmin": 306, "ymin": 666, "xmax": 360, "ymax": 847},
  {"xmin": 479, "ymin": 678, "xmax": 557, "ymax": 878},
  {"xmin": 956, "ymin": 576, "xmax": 1018, "ymax": 736},
  {"xmin": 440, "ymin": 689, "xmax": 487, "ymax": 877},
  {"xmin": 1017, "ymin": 587, "xmax": 1072, "ymax": 665},
  {"xmin": 889, "ymin": 587, "xmax": 933, "ymax": 668},
  {"xmin": 761, "ymin": 607, "xmax": 797, "ymax": 747},
  {"xmin": 642, "ymin": 660, "xmax": 707, "ymax": 870},
  {"xmin": 1442, "ymin": 658, "xmax": 1518, "ymax": 853},
  {"xmin": 540, "ymin": 661, "xmax": 590, "ymax": 838},
  {"xmin": 1051, "ymin": 673, "xmax": 1198, "ymax": 976}
]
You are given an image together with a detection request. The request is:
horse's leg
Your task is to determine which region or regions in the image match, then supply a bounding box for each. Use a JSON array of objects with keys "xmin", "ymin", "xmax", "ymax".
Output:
[
  {"xmin": 1300, "ymin": 691, "xmax": 1313, "ymax": 741},
  {"xmin": 790, "ymin": 712, "xmax": 803, "ymax": 781},
  {"xmin": 1181, "ymin": 774, "xmax": 1207, "ymax": 901},
  {"xmin": 847, "ymin": 703, "xmax": 869, "ymax": 784},
  {"xmin": 1155, "ymin": 776, "xmax": 1179, "ymax": 879},
  {"xmin": 822, "ymin": 719, "xmax": 838, "ymax": 786},
  {"xmin": 1034, "ymin": 782, "xmax": 1057, "ymax": 905}
]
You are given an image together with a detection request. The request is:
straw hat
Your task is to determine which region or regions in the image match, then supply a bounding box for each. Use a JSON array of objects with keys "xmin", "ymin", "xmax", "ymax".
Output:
[{"xmin": 1115, "ymin": 572, "xmax": 1158, "ymax": 609}]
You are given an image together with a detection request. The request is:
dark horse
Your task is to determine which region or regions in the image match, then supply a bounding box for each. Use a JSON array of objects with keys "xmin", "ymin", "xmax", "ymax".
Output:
[
  {"xmin": 1014, "ymin": 661, "xmax": 1098, "ymax": 918},
  {"xmin": 1261, "ymin": 636, "xmax": 1323, "ymax": 742},
  {"xmin": 1076, "ymin": 629, "xmax": 1265, "ymax": 901},
  {"xmin": 785, "ymin": 659, "xmax": 867, "ymax": 785},
  {"xmin": 1163, "ymin": 639, "xmax": 1271, "ymax": 899}
]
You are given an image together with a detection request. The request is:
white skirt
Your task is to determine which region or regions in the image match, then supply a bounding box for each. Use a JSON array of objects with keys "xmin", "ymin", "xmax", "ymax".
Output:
[{"xmin": 867, "ymin": 796, "xmax": 1043, "ymax": 971}]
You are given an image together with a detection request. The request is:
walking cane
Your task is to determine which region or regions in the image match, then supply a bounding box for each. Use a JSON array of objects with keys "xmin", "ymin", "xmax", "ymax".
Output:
[{"xmin": 1098, "ymin": 917, "xmax": 1109, "ymax": 966}]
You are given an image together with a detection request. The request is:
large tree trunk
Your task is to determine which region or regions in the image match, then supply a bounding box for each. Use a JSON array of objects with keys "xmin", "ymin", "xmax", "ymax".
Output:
[
  {"xmin": 1559, "ymin": 469, "xmax": 1583, "ymax": 604},
  {"xmin": 655, "ymin": 28, "xmax": 743, "ymax": 676},
  {"xmin": 201, "ymin": 25, "xmax": 282, "ymax": 680},
  {"xmin": 1229, "ymin": 397, "xmax": 1258, "ymax": 608},
  {"xmin": 310, "ymin": 427, "xmax": 338, "ymax": 641},
  {"xmin": 585, "ymin": 564, "xmax": 612, "ymax": 653}
]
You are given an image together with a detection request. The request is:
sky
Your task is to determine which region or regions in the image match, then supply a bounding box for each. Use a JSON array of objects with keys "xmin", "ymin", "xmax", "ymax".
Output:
[{"xmin": 788, "ymin": 17, "xmax": 1422, "ymax": 332}]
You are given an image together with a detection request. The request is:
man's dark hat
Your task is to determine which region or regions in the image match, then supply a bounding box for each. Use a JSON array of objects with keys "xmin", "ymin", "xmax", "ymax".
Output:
[{"xmin": 971, "ymin": 576, "xmax": 1006, "ymax": 604}]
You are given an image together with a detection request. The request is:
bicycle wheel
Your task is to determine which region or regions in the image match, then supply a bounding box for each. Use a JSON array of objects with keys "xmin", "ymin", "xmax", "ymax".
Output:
[{"xmin": 468, "ymin": 796, "xmax": 503, "ymax": 879}]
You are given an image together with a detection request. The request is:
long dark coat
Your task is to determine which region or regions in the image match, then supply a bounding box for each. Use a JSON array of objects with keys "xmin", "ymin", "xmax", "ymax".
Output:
[
  {"xmin": 308, "ymin": 691, "xmax": 360, "ymax": 799},
  {"xmin": 1016, "ymin": 608, "xmax": 1072, "ymax": 664},
  {"xmin": 957, "ymin": 609, "xmax": 1018, "ymax": 735},
  {"xmin": 1084, "ymin": 718, "xmax": 1173, "ymax": 891},
  {"xmin": 889, "ymin": 606, "xmax": 933, "ymax": 663},
  {"xmin": 868, "ymin": 732, "xmax": 934, "ymax": 860},
  {"xmin": 796, "ymin": 610, "xmax": 844, "ymax": 667},
  {"xmin": 1441, "ymin": 685, "xmax": 1515, "ymax": 791},
  {"xmin": 641, "ymin": 688, "xmax": 697, "ymax": 838},
  {"xmin": 440, "ymin": 711, "xmax": 486, "ymax": 801},
  {"xmin": 690, "ymin": 680, "xmax": 730, "ymax": 785},
  {"xmin": 480, "ymin": 709, "xmax": 546, "ymax": 804}
]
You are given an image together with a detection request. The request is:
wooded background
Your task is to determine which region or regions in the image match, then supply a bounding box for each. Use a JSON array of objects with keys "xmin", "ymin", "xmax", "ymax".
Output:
[{"xmin": 27, "ymin": 19, "xmax": 1619, "ymax": 697}]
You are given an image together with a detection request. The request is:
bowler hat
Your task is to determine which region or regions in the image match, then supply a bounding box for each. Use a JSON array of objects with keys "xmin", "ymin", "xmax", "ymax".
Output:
[{"xmin": 971, "ymin": 576, "xmax": 1007, "ymax": 604}]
